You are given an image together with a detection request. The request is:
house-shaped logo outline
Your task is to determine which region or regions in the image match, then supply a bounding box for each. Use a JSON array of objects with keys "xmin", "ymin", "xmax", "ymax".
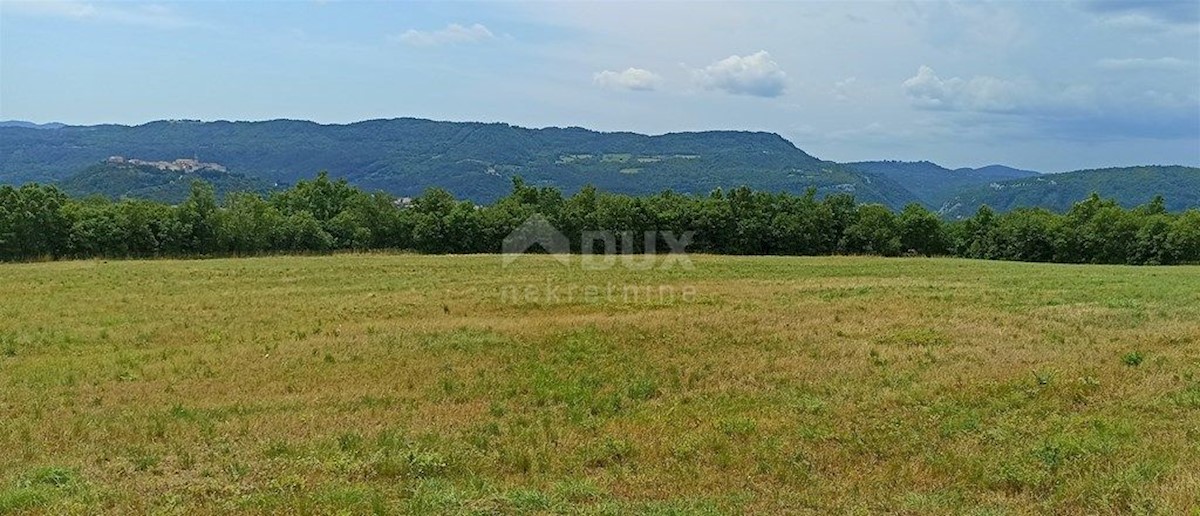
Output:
[{"xmin": 502, "ymin": 214, "xmax": 571, "ymax": 266}]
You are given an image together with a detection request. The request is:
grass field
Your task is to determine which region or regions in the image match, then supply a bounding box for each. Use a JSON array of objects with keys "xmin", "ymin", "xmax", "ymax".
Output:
[{"xmin": 1, "ymin": 254, "xmax": 1198, "ymax": 514}]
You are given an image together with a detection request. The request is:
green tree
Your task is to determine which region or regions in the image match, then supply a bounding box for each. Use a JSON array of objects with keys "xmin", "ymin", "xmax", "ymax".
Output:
[
  {"xmin": 1167, "ymin": 210, "xmax": 1200, "ymax": 264},
  {"xmin": 963, "ymin": 205, "xmax": 1000, "ymax": 259},
  {"xmin": 174, "ymin": 181, "xmax": 220, "ymax": 254},
  {"xmin": 897, "ymin": 203, "xmax": 945, "ymax": 256},
  {"xmin": 218, "ymin": 192, "xmax": 284, "ymax": 254},
  {"xmin": 0, "ymin": 184, "xmax": 70, "ymax": 259},
  {"xmin": 994, "ymin": 208, "xmax": 1057, "ymax": 262},
  {"xmin": 279, "ymin": 211, "xmax": 334, "ymax": 251},
  {"xmin": 410, "ymin": 188, "xmax": 459, "ymax": 253},
  {"xmin": 844, "ymin": 204, "xmax": 901, "ymax": 256},
  {"xmin": 824, "ymin": 193, "xmax": 858, "ymax": 253}
]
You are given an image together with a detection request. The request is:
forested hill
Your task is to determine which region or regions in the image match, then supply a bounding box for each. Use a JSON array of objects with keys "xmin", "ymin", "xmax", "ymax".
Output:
[
  {"xmin": 59, "ymin": 162, "xmax": 270, "ymax": 204},
  {"xmin": 847, "ymin": 160, "xmax": 1040, "ymax": 208},
  {"xmin": 940, "ymin": 165, "xmax": 1200, "ymax": 218},
  {"xmin": 0, "ymin": 119, "xmax": 918, "ymax": 207}
]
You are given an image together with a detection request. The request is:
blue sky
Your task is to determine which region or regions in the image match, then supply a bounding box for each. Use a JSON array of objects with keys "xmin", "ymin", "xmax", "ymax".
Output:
[{"xmin": 1, "ymin": 0, "xmax": 1197, "ymax": 172}]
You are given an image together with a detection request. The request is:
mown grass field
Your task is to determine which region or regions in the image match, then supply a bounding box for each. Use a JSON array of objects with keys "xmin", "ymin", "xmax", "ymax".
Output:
[{"xmin": 1, "ymin": 254, "xmax": 1198, "ymax": 514}]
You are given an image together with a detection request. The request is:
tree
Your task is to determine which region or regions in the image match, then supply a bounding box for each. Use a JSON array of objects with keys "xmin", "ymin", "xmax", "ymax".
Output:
[
  {"xmin": 410, "ymin": 188, "xmax": 459, "ymax": 253},
  {"xmin": 174, "ymin": 181, "xmax": 219, "ymax": 254},
  {"xmin": 772, "ymin": 189, "xmax": 833, "ymax": 255},
  {"xmin": 0, "ymin": 184, "xmax": 70, "ymax": 260},
  {"xmin": 824, "ymin": 193, "xmax": 858, "ymax": 254},
  {"xmin": 897, "ymin": 203, "xmax": 945, "ymax": 256},
  {"xmin": 120, "ymin": 200, "xmax": 174, "ymax": 256},
  {"xmin": 218, "ymin": 192, "xmax": 284, "ymax": 254},
  {"xmin": 994, "ymin": 208, "xmax": 1057, "ymax": 262},
  {"xmin": 843, "ymin": 204, "xmax": 901, "ymax": 256},
  {"xmin": 279, "ymin": 211, "xmax": 333, "ymax": 251},
  {"xmin": 1132, "ymin": 214, "xmax": 1175, "ymax": 265},
  {"xmin": 1167, "ymin": 210, "xmax": 1200, "ymax": 264},
  {"xmin": 63, "ymin": 199, "xmax": 127, "ymax": 258},
  {"xmin": 0, "ymin": 172, "xmax": 1194, "ymax": 266},
  {"xmin": 963, "ymin": 205, "xmax": 999, "ymax": 259},
  {"xmin": 271, "ymin": 171, "xmax": 360, "ymax": 222},
  {"xmin": 727, "ymin": 186, "xmax": 773, "ymax": 254}
]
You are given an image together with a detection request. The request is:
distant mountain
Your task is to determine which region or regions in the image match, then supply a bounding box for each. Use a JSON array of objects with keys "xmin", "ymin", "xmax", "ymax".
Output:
[
  {"xmin": 0, "ymin": 120, "xmax": 66, "ymax": 130},
  {"xmin": 940, "ymin": 165, "xmax": 1200, "ymax": 218},
  {"xmin": 4, "ymin": 118, "xmax": 1192, "ymax": 214},
  {"xmin": 847, "ymin": 160, "xmax": 1040, "ymax": 208},
  {"xmin": 0, "ymin": 118, "xmax": 919, "ymax": 207},
  {"xmin": 59, "ymin": 160, "xmax": 270, "ymax": 204}
]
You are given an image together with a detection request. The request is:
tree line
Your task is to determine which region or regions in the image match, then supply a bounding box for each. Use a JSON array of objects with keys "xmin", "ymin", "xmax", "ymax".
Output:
[{"xmin": 1, "ymin": 172, "xmax": 1198, "ymax": 264}]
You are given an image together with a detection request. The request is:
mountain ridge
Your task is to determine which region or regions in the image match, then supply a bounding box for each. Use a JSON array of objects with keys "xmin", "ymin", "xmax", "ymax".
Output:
[
  {"xmin": 846, "ymin": 160, "xmax": 1042, "ymax": 208},
  {"xmin": 940, "ymin": 165, "xmax": 1200, "ymax": 217},
  {"xmin": 0, "ymin": 118, "xmax": 917, "ymax": 207},
  {"xmin": 2, "ymin": 118, "xmax": 1196, "ymax": 214}
]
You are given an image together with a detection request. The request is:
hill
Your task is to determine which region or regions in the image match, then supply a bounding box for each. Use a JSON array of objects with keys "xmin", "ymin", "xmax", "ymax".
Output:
[
  {"xmin": 59, "ymin": 159, "xmax": 270, "ymax": 204},
  {"xmin": 0, "ymin": 120, "xmax": 66, "ymax": 130},
  {"xmin": 846, "ymin": 160, "xmax": 1040, "ymax": 208},
  {"xmin": 0, "ymin": 119, "xmax": 919, "ymax": 207},
  {"xmin": 940, "ymin": 165, "xmax": 1200, "ymax": 217}
]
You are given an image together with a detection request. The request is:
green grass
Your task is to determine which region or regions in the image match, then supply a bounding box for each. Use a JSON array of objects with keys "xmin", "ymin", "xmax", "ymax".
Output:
[{"xmin": 1, "ymin": 254, "xmax": 1198, "ymax": 513}]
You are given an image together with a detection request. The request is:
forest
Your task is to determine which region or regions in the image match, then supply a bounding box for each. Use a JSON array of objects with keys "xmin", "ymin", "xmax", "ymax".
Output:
[{"xmin": 1, "ymin": 172, "xmax": 1198, "ymax": 265}]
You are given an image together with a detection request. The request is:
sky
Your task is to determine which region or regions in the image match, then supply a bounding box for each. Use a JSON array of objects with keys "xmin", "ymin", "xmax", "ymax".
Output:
[{"xmin": 1, "ymin": 0, "xmax": 1198, "ymax": 172}]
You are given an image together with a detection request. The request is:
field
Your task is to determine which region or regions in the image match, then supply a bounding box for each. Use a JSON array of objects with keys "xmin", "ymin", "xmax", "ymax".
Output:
[{"xmin": 1, "ymin": 254, "xmax": 1198, "ymax": 514}]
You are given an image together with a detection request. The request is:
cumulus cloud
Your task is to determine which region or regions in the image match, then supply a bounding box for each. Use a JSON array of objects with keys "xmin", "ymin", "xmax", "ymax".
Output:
[
  {"xmin": 832, "ymin": 77, "xmax": 858, "ymax": 102},
  {"xmin": 692, "ymin": 51, "xmax": 787, "ymax": 98},
  {"xmin": 1077, "ymin": 0, "xmax": 1199, "ymax": 24},
  {"xmin": 902, "ymin": 65, "xmax": 1045, "ymax": 113},
  {"xmin": 902, "ymin": 66, "xmax": 1199, "ymax": 140},
  {"xmin": 1096, "ymin": 57, "xmax": 1192, "ymax": 71},
  {"xmin": 593, "ymin": 68, "xmax": 662, "ymax": 91},
  {"xmin": 392, "ymin": 23, "xmax": 494, "ymax": 46}
]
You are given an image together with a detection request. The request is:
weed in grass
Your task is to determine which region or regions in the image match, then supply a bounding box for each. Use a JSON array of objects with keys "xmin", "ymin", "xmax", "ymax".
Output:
[
  {"xmin": 264, "ymin": 440, "xmax": 295, "ymax": 459},
  {"xmin": 1171, "ymin": 384, "xmax": 1200, "ymax": 408},
  {"xmin": 0, "ymin": 466, "xmax": 87, "ymax": 513},
  {"xmin": 554, "ymin": 479, "xmax": 606, "ymax": 504},
  {"xmin": 584, "ymin": 437, "xmax": 635, "ymax": 469},
  {"xmin": 507, "ymin": 488, "xmax": 554, "ymax": 512},
  {"xmin": 627, "ymin": 378, "xmax": 660, "ymax": 401},
  {"xmin": 338, "ymin": 433, "xmax": 364, "ymax": 454},
  {"xmin": 19, "ymin": 467, "xmax": 80, "ymax": 489},
  {"xmin": 718, "ymin": 417, "xmax": 757, "ymax": 437},
  {"xmin": 1122, "ymin": 351, "xmax": 1145, "ymax": 367},
  {"xmin": 125, "ymin": 450, "xmax": 161, "ymax": 473},
  {"xmin": 879, "ymin": 327, "xmax": 949, "ymax": 347}
]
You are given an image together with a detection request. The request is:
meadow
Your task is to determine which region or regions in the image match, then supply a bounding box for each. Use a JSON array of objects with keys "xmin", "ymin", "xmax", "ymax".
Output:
[{"xmin": 0, "ymin": 254, "xmax": 1198, "ymax": 514}]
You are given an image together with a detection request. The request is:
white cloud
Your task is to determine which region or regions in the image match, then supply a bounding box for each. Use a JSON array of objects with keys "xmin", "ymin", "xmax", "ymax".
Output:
[
  {"xmin": 692, "ymin": 51, "xmax": 787, "ymax": 98},
  {"xmin": 6, "ymin": 0, "xmax": 97, "ymax": 18},
  {"xmin": 1078, "ymin": 0, "xmax": 1199, "ymax": 24},
  {"xmin": 1096, "ymin": 57, "xmax": 1192, "ymax": 71},
  {"xmin": 4, "ymin": 0, "xmax": 199, "ymax": 29},
  {"xmin": 832, "ymin": 77, "xmax": 858, "ymax": 102},
  {"xmin": 593, "ymin": 68, "xmax": 662, "ymax": 91},
  {"xmin": 902, "ymin": 65, "xmax": 1047, "ymax": 113},
  {"xmin": 392, "ymin": 23, "xmax": 495, "ymax": 47},
  {"xmin": 902, "ymin": 66, "xmax": 1199, "ymax": 140}
]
